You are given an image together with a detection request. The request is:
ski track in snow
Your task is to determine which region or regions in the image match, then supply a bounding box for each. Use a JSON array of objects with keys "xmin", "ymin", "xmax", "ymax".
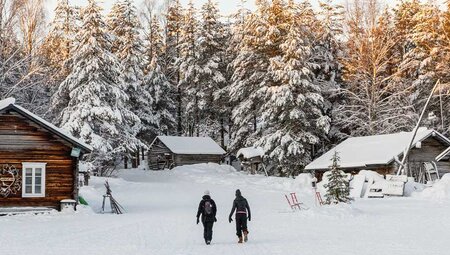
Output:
[{"xmin": 1, "ymin": 163, "xmax": 450, "ymax": 255}]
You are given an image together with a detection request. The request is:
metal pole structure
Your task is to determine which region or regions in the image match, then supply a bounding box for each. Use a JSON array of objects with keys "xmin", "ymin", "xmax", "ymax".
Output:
[
  {"xmin": 440, "ymin": 86, "xmax": 444, "ymax": 130},
  {"xmin": 396, "ymin": 80, "xmax": 440, "ymax": 176}
]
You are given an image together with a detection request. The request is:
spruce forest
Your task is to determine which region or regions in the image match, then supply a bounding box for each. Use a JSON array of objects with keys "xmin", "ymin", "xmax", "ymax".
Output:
[{"xmin": 1, "ymin": 0, "xmax": 450, "ymax": 176}]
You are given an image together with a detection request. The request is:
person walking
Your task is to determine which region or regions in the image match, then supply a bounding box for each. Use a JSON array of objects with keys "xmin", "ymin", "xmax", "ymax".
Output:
[
  {"xmin": 196, "ymin": 190, "xmax": 217, "ymax": 245},
  {"xmin": 228, "ymin": 189, "xmax": 251, "ymax": 243}
]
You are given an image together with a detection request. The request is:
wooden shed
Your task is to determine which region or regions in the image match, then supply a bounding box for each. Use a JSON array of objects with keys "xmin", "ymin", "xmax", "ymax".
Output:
[
  {"xmin": 0, "ymin": 98, "xmax": 92, "ymax": 211},
  {"xmin": 305, "ymin": 128, "xmax": 450, "ymax": 182},
  {"xmin": 148, "ymin": 136, "xmax": 225, "ymax": 169},
  {"xmin": 236, "ymin": 146, "xmax": 265, "ymax": 174}
]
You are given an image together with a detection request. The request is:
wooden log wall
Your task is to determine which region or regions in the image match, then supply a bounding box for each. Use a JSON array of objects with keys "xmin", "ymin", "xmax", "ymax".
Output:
[
  {"xmin": 147, "ymin": 141, "xmax": 173, "ymax": 169},
  {"xmin": 0, "ymin": 111, "xmax": 76, "ymax": 209},
  {"xmin": 408, "ymin": 137, "xmax": 450, "ymax": 176},
  {"xmin": 174, "ymin": 154, "xmax": 222, "ymax": 166}
]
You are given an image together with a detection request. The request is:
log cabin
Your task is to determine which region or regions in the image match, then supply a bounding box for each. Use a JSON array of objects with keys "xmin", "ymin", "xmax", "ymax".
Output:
[
  {"xmin": 0, "ymin": 98, "xmax": 92, "ymax": 211},
  {"xmin": 147, "ymin": 136, "xmax": 225, "ymax": 169},
  {"xmin": 305, "ymin": 128, "xmax": 450, "ymax": 182}
]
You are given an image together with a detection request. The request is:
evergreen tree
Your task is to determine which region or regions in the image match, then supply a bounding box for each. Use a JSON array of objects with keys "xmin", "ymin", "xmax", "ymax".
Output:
[
  {"xmin": 219, "ymin": 0, "xmax": 251, "ymax": 149},
  {"xmin": 107, "ymin": 0, "xmax": 146, "ymax": 160},
  {"xmin": 230, "ymin": 0, "xmax": 329, "ymax": 175},
  {"xmin": 177, "ymin": 1, "xmax": 200, "ymax": 136},
  {"xmin": 315, "ymin": 0, "xmax": 345, "ymax": 145},
  {"xmin": 324, "ymin": 151, "xmax": 352, "ymax": 204},
  {"xmin": 195, "ymin": 0, "xmax": 226, "ymax": 139},
  {"xmin": 41, "ymin": 0, "xmax": 79, "ymax": 85},
  {"xmin": 164, "ymin": 0, "xmax": 184, "ymax": 135},
  {"xmin": 141, "ymin": 54, "xmax": 176, "ymax": 138},
  {"xmin": 146, "ymin": 15, "xmax": 164, "ymax": 70},
  {"xmin": 52, "ymin": 0, "xmax": 139, "ymax": 175},
  {"xmin": 229, "ymin": 0, "xmax": 270, "ymax": 152}
]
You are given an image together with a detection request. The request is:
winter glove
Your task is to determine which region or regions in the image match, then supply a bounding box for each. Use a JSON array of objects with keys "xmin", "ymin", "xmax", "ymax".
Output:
[
  {"xmin": 248, "ymin": 215, "xmax": 251, "ymax": 221},
  {"xmin": 214, "ymin": 217, "xmax": 217, "ymax": 222},
  {"xmin": 196, "ymin": 217, "xmax": 199, "ymax": 225},
  {"xmin": 228, "ymin": 217, "xmax": 233, "ymax": 223}
]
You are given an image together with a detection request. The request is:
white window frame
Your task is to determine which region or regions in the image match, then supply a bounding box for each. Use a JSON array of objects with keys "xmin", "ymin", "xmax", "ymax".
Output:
[{"xmin": 22, "ymin": 162, "xmax": 46, "ymax": 198}]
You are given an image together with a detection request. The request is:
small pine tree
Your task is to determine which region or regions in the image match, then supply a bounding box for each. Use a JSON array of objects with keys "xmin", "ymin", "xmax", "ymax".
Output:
[{"xmin": 324, "ymin": 151, "xmax": 352, "ymax": 204}]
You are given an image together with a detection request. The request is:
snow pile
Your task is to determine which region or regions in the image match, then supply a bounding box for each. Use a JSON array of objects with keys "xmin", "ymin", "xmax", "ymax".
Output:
[
  {"xmin": 357, "ymin": 170, "xmax": 385, "ymax": 183},
  {"xmin": 316, "ymin": 170, "xmax": 423, "ymax": 198},
  {"xmin": 236, "ymin": 146, "xmax": 264, "ymax": 159},
  {"xmin": 404, "ymin": 178, "xmax": 425, "ymax": 196},
  {"xmin": 0, "ymin": 97, "xmax": 15, "ymax": 109},
  {"xmin": 169, "ymin": 163, "xmax": 314, "ymax": 195},
  {"xmin": 415, "ymin": 174, "xmax": 450, "ymax": 201}
]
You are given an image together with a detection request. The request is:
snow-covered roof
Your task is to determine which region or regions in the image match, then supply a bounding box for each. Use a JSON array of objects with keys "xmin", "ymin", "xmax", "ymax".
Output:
[
  {"xmin": 0, "ymin": 98, "xmax": 92, "ymax": 153},
  {"xmin": 236, "ymin": 146, "xmax": 264, "ymax": 159},
  {"xmin": 305, "ymin": 128, "xmax": 450, "ymax": 171},
  {"xmin": 436, "ymin": 146, "xmax": 450, "ymax": 162},
  {"xmin": 154, "ymin": 136, "xmax": 225, "ymax": 155}
]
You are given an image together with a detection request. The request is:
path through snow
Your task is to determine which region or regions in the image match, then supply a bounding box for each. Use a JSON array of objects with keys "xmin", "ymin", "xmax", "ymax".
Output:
[{"xmin": 1, "ymin": 163, "xmax": 450, "ymax": 255}]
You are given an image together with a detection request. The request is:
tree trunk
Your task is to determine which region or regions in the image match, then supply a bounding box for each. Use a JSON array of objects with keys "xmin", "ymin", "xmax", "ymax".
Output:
[
  {"xmin": 131, "ymin": 152, "xmax": 137, "ymax": 168},
  {"xmin": 220, "ymin": 117, "xmax": 225, "ymax": 148},
  {"xmin": 177, "ymin": 86, "xmax": 182, "ymax": 135},
  {"xmin": 124, "ymin": 156, "xmax": 128, "ymax": 169},
  {"xmin": 136, "ymin": 149, "xmax": 140, "ymax": 167}
]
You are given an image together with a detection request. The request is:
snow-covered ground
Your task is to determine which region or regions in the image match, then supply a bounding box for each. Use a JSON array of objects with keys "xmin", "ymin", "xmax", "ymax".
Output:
[{"xmin": 2, "ymin": 163, "xmax": 450, "ymax": 255}]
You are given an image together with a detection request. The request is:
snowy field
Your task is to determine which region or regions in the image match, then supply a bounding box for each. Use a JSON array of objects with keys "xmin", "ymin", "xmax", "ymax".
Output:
[{"xmin": 1, "ymin": 163, "xmax": 450, "ymax": 255}]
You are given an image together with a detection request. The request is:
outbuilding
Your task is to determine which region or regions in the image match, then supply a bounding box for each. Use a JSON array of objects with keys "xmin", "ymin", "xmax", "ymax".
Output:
[
  {"xmin": 236, "ymin": 146, "xmax": 265, "ymax": 174},
  {"xmin": 147, "ymin": 136, "xmax": 226, "ymax": 169},
  {"xmin": 305, "ymin": 128, "xmax": 450, "ymax": 182},
  {"xmin": 0, "ymin": 98, "xmax": 92, "ymax": 211}
]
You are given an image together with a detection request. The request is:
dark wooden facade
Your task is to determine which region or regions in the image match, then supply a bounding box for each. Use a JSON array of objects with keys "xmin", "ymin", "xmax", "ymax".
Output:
[
  {"xmin": 147, "ymin": 138, "xmax": 223, "ymax": 170},
  {"xmin": 0, "ymin": 102, "xmax": 91, "ymax": 210}
]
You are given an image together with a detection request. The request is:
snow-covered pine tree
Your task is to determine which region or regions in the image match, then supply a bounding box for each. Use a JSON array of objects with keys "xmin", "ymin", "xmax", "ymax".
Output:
[
  {"xmin": 107, "ymin": 0, "xmax": 146, "ymax": 162},
  {"xmin": 164, "ymin": 0, "xmax": 184, "ymax": 135},
  {"xmin": 41, "ymin": 0, "xmax": 79, "ymax": 86},
  {"xmin": 195, "ymin": 0, "xmax": 226, "ymax": 140},
  {"xmin": 324, "ymin": 151, "xmax": 352, "ymax": 204},
  {"xmin": 141, "ymin": 54, "xmax": 176, "ymax": 138},
  {"xmin": 145, "ymin": 15, "xmax": 164, "ymax": 71},
  {"xmin": 52, "ymin": 0, "xmax": 139, "ymax": 176},
  {"xmin": 177, "ymin": 0, "xmax": 201, "ymax": 136},
  {"xmin": 218, "ymin": 0, "xmax": 251, "ymax": 148},
  {"xmin": 255, "ymin": 0, "xmax": 329, "ymax": 176},
  {"xmin": 229, "ymin": 0, "xmax": 329, "ymax": 176},
  {"xmin": 228, "ymin": 0, "xmax": 270, "ymax": 152},
  {"xmin": 314, "ymin": 0, "xmax": 345, "ymax": 145}
]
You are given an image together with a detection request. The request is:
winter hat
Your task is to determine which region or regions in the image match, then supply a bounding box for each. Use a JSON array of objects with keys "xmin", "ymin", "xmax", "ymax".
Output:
[
  {"xmin": 204, "ymin": 190, "xmax": 210, "ymax": 196},
  {"xmin": 235, "ymin": 189, "xmax": 241, "ymax": 197}
]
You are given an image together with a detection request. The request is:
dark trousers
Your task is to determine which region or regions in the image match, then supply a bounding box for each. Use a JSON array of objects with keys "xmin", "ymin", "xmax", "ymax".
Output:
[
  {"xmin": 235, "ymin": 213, "xmax": 248, "ymax": 237},
  {"xmin": 203, "ymin": 221, "xmax": 214, "ymax": 241}
]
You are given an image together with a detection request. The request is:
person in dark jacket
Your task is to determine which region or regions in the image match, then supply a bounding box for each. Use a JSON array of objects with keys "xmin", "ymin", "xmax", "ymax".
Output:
[
  {"xmin": 196, "ymin": 190, "xmax": 217, "ymax": 245},
  {"xmin": 228, "ymin": 189, "xmax": 251, "ymax": 243}
]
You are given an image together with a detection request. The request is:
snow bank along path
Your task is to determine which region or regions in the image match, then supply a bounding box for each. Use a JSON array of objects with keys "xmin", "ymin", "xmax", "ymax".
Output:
[{"xmin": 1, "ymin": 163, "xmax": 450, "ymax": 255}]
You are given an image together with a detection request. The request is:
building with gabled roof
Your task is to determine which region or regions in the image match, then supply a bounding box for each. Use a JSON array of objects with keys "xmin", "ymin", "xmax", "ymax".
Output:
[
  {"xmin": 305, "ymin": 128, "xmax": 450, "ymax": 181},
  {"xmin": 0, "ymin": 98, "xmax": 92, "ymax": 211},
  {"xmin": 147, "ymin": 136, "xmax": 225, "ymax": 169}
]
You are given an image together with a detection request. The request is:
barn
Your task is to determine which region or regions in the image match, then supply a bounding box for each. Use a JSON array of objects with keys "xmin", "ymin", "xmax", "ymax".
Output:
[
  {"xmin": 147, "ymin": 136, "xmax": 225, "ymax": 169},
  {"xmin": 0, "ymin": 98, "xmax": 92, "ymax": 212},
  {"xmin": 305, "ymin": 128, "xmax": 450, "ymax": 182}
]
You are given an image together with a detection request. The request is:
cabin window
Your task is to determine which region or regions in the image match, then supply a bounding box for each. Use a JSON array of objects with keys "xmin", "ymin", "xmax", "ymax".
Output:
[{"xmin": 22, "ymin": 163, "xmax": 46, "ymax": 198}]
